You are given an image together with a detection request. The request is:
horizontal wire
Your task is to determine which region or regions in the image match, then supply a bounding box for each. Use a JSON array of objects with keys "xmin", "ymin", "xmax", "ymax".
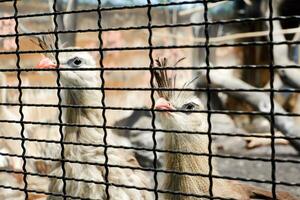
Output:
[
  {"xmin": 0, "ymin": 0, "xmax": 228, "ymax": 20},
  {"xmin": 0, "ymin": 101, "xmax": 273, "ymax": 114},
  {"xmin": 0, "ymin": 153, "xmax": 300, "ymax": 191},
  {"xmin": 0, "ymin": 151, "xmax": 299, "ymax": 188},
  {"xmin": 0, "ymin": 108, "xmax": 299, "ymax": 134},
  {"xmin": 0, "ymin": 102, "xmax": 299, "ymax": 117},
  {"xmin": 1, "ymin": 15, "xmax": 300, "ymax": 39},
  {"xmin": 0, "ymin": 175, "xmax": 233, "ymax": 200},
  {"xmin": 2, "ymin": 0, "xmax": 292, "ymax": 23},
  {"xmin": 0, "ymin": 5, "xmax": 298, "ymax": 28},
  {"xmin": 1, "ymin": 102, "xmax": 300, "ymax": 123},
  {"xmin": 0, "ymin": 64, "xmax": 300, "ymax": 72},
  {"xmin": 1, "ymin": 85, "xmax": 300, "ymax": 93},
  {"xmin": 0, "ymin": 123, "xmax": 300, "ymax": 141},
  {"xmin": 0, "ymin": 101, "xmax": 299, "ymax": 117},
  {"xmin": 1, "ymin": 152, "xmax": 217, "ymax": 179},
  {"xmin": 1, "ymin": 40, "xmax": 300, "ymax": 55},
  {"xmin": 0, "ymin": 136, "xmax": 299, "ymax": 163}
]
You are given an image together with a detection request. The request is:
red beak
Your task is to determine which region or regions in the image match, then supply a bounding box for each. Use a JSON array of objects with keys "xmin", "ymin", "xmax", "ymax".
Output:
[
  {"xmin": 155, "ymin": 98, "xmax": 174, "ymax": 111},
  {"xmin": 35, "ymin": 57, "xmax": 57, "ymax": 69}
]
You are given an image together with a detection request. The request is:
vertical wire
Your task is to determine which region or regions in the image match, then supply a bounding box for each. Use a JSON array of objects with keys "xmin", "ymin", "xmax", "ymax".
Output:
[
  {"xmin": 13, "ymin": 0, "xmax": 28, "ymax": 199},
  {"xmin": 52, "ymin": 1, "xmax": 67, "ymax": 199},
  {"xmin": 96, "ymin": 1, "xmax": 110, "ymax": 199},
  {"xmin": 203, "ymin": 0, "xmax": 213, "ymax": 198},
  {"xmin": 268, "ymin": 0, "xmax": 276, "ymax": 198},
  {"xmin": 147, "ymin": 0, "xmax": 158, "ymax": 199}
]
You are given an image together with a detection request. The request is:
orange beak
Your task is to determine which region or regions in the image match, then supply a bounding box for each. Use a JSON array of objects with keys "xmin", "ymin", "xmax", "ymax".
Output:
[
  {"xmin": 35, "ymin": 57, "xmax": 57, "ymax": 69},
  {"xmin": 154, "ymin": 98, "xmax": 174, "ymax": 111}
]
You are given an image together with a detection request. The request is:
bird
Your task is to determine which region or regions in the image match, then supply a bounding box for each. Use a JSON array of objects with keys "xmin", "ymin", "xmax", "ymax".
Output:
[
  {"xmin": 153, "ymin": 58, "xmax": 298, "ymax": 200},
  {"xmin": 0, "ymin": 72, "xmax": 49, "ymax": 200},
  {"xmin": 34, "ymin": 36, "xmax": 153, "ymax": 200},
  {"xmin": 0, "ymin": 72, "xmax": 27, "ymax": 170}
]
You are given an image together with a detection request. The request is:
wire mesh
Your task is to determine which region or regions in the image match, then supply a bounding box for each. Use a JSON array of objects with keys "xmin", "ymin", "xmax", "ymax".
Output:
[{"xmin": 0, "ymin": 0, "xmax": 299, "ymax": 199}]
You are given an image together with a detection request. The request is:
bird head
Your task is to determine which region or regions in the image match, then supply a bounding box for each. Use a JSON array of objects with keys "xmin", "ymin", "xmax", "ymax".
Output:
[
  {"xmin": 34, "ymin": 35, "xmax": 99, "ymax": 87},
  {"xmin": 154, "ymin": 58, "xmax": 207, "ymax": 132}
]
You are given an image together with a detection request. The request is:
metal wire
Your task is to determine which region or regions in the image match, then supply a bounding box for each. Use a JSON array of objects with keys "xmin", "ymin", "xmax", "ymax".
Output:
[
  {"xmin": 97, "ymin": 0, "xmax": 110, "ymax": 198},
  {"xmin": 52, "ymin": 0, "xmax": 67, "ymax": 198},
  {"xmin": 0, "ymin": 0, "xmax": 229, "ymax": 22},
  {"xmin": 0, "ymin": 64, "xmax": 300, "ymax": 72},
  {"xmin": 0, "ymin": 150, "xmax": 299, "ymax": 187},
  {"xmin": 1, "ymin": 143, "xmax": 300, "ymax": 165},
  {"xmin": 203, "ymin": 0, "xmax": 214, "ymax": 198},
  {"xmin": 2, "ymin": 40, "xmax": 300, "ymax": 55},
  {"xmin": 147, "ymin": 1, "xmax": 159, "ymax": 199},
  {"xmin": 1, "ymin": 0, "xmax": 300, "ymax": 199},
  {"xmin": 268, "ymin": 0, "xmax": 277, "ymax": 198},
  {"xmin": 1, "ymin": 15, "xmax": 300, "ymax": 39},
  {"xmin": 13, "ymin": 0, "xmax": 28, "ymax": 199},
  {"xmin": 3, "ymin": 85, "xmax": 300, "ymax": 94}
]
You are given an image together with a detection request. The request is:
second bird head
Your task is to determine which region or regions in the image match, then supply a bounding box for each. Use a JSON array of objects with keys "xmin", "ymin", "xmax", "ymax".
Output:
[{"xmin": 154, "ymin": 58, "xmax": 207, "ymax": 132}]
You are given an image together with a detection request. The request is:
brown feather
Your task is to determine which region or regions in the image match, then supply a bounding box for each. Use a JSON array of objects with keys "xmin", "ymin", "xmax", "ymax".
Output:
[
  {"xmin": 30, "ymin": 33, "xmax": 57, "ymax": 60},
  {"xmin": 154, "ymin": 57, "xmax": 185, "ymax": 100}
]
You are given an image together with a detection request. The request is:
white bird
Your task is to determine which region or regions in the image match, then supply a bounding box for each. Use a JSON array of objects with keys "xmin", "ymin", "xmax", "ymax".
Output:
[
  {"xmin": 0, "ymin": 73, "xmax": 49, "ymax": 200},
  {"xmin": 0, "ymin": 72, "xmax": 27, "ymax": 170},
  {"xmin": 153, "ymin": 58, "xmax": 298, "ymax": 200},
  {"xmin": 35, "ymin": 38, "xmax": 153, "ymax": 199}
]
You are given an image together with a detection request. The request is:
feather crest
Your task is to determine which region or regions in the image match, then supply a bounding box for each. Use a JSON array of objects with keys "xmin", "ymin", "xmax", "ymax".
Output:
[
  {"xmin": 154, "ymin": 57, "xmax": 185, "ymax": 100},
  {"xmin": 30, "ymin": 33, "xmax": 59, "ymax": 60}
]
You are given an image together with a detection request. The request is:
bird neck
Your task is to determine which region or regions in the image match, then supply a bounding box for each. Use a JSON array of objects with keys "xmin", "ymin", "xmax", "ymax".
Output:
[
  {"xmin": 62, "ymin": 88, "xmax": 103, "ymax": 142},
  {"xmin": 163, "ymin": 131, "xmax": 213, "ymax": 199}
]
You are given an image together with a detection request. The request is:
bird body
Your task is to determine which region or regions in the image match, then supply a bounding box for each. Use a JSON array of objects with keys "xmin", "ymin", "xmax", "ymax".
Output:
[
  {"xmin": 48, "ymin": 87, "xmax": 152, "ymax": 200},
  {"xmin": 35, "ymin": 49, "xmax": 152, "ymax": 200},
  {"xmin": 153, "ymin": 58, "xmax": 298, "ymax": 200},
  {"xmin": 0, "ymin": 72, "xmax": 26, "ymax": 170},
  {"xmin": 0, "ymin": 73, "xmax": 49, "ymax": 200}
]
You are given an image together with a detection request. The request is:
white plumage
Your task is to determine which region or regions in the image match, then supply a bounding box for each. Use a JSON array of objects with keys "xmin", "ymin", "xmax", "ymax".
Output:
[
  {"xmin": 0, "ymin": 72, "xmax": 27, "ymax": 170},
  {"xmin": 35, "ymin": 50, "xmax": 153, "ymax": 200}
]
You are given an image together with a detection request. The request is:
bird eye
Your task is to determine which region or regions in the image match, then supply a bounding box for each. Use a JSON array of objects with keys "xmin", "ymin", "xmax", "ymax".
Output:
[
  {"xmin": 73, "ymin": 58, "xmax": 82, "ymax": 66},
  {"xmin": 69, "ymin": 57, "xmax": 82, "ymax": 67},
  {"xmin": 182, "ymin": 102, "xmax": 197, "ymax": 111}
]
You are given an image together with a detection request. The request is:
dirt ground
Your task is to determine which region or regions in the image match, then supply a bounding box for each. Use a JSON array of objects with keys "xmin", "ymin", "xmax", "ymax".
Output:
[{"xmin": 217, "ymin": 151, "xmax": 300, "ymax": 196}]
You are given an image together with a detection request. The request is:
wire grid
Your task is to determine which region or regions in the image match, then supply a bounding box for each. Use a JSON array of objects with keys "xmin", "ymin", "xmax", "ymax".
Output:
[
  {"xmin": 268, "ymin": 0, "xmax": 276, "ymax": 197},
  {"xmin": 0, "ymin": 0, "xmax": 299, "ymax": 199}
]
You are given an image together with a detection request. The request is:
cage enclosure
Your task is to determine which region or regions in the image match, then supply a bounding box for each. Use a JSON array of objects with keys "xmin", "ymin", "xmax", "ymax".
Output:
[{"xmin": 0, "ymin": 0, "xmax": 299, "ymax": 199}]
